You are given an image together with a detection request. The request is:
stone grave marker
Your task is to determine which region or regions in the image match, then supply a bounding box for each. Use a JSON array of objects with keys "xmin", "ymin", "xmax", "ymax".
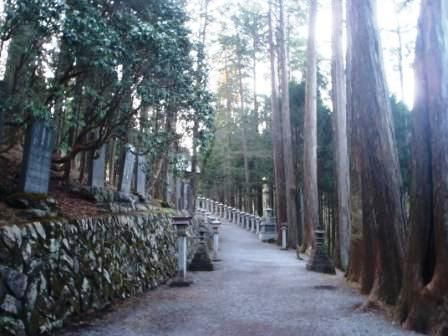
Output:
[
  {"xmin": 183, "ymin": 182, "xmax": 192, "ymax": 211},
  {"xmin": 118, "ymin": 144, "xmax": 136, "ymax": 194},
  {"xmin": 135, "ymin": 155, "xmax": 147, "ymax": 196},
  {"xmin": 20, "ymin": 120, "xmax": 54, "ymax": 194},
  {"xmin": 0, "ymin": 81, "xmax": 6, "ymax": 141},
  {"xmin": 176, "ymin": 178, "xmax": 183, "ymax": 210},
  {"xmin": 88, "ymin": 144, "xmax": 106, "ymax": 188}
]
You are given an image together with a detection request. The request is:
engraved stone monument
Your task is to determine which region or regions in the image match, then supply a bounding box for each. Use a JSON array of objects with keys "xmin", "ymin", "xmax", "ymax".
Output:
[
  {"xmin": 88, "ymin": 144, "xmax": 106, "ymax": 188},
  {"xmin": 118, "ymin": 144, "xmax": 136, "ymax": 194},
  {"xmin": 20, "ymin": 121, "xmax": 54, "ymax": 194},
  {"xmin": 135, "ymin": 155, "xmax": 147, "ymax": 196}
]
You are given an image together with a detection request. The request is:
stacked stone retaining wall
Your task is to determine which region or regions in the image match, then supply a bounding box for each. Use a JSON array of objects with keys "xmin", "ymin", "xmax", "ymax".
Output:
[{"xmin": 0, "ymin": 210, "xmax": 184, "ymax": 335}]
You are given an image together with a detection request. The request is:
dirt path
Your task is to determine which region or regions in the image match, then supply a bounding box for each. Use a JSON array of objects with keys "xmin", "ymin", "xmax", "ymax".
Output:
[{"xmin": 59, "ymin": 221, "xmax": 420, "ymax": 336}]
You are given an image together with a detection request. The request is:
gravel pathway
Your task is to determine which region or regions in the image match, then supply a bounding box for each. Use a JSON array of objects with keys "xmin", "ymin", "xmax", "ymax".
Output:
[{"xmin": 59, "ymin": 221, "xmax": 421, "ymax": 336}]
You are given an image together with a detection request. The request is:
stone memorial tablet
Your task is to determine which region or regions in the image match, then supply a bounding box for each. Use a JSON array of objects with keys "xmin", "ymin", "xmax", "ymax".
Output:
[
  {"xmin": 0, "ymin": 81, "xmax": 6, "ymax": 141},
  {"xmin": 176, "ymin": 178, "xmax": 183, "ymax": 210},
  {"xmin": 135, "ymin": 155, "xmax": 147, "ymax": 196},
  {"xmin": 183, "ymin": 182, "xmax": 192, "ymax": 211},
  {"xmin": 20, "ymin": 121, "xmax": 54, "ymax": 194},
  {"xmin": 118, "ymin": 144, "xmax": 136, "ymax": 194},
  {"xmin": 88, "ymin": 144, "xmax": 106, "ymax": 188}
]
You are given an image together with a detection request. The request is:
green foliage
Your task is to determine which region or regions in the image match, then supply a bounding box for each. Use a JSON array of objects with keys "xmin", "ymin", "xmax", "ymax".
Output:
[
  {"xmin": 0, "ymin": 0, "xmax": 214, "ymax": 168},
  {"xmin": 289, "ymin": 81, "xmax": 334, "ymax": 193}
]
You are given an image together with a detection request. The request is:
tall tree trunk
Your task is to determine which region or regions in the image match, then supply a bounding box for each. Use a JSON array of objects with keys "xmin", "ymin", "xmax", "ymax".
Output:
[
  {"xmin": 224, "ymin": 60, "xmax": 233, "ymax": 205},
  {"xmin": 347, "ymin": 0, "xmax": 406, "ymax": 305},
  {"xmin": 279, "ymin": 0, "xmax": 299, "ymax": 248},
  {"xmin": 331, "ymin": 0, "xmax": 351, "ymax": 271},
  {"xmin": 302, "ymin": 0, "xmax": 319, "ymax": 252},
  {"xmin": 268, "ymin": 1, "xmax": 287, "ymax": 236},
  {"xmin": 253, "ymin": 36, "xmax": 259, "ymax": 127},
  {"xmin": 191, "ymin": 0, "xmax": 211, "ymax": 209},
  {"xmin": 398, "ymin": 1, "xmax": 448, "ymax": 333},
  {"xmin": 346, "ymin": 5, "xmax": 363, "ymax": 283},
  {"xmin": 237, "ymin": 38, "xmax": 250, "ymax": 211}
]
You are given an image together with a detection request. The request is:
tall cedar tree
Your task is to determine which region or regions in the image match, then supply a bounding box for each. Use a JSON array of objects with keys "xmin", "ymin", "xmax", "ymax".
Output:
[
  {"xmin": 347, "ymin": 0, "xmax": 406, "ymax": 304},
  {"xmin": 398, "ymin": 0, "xmax": 448, "ymax": 333},
  {"xmin": 331, "ymin": 0, "xmax": 351, "ymax": 270},
  {"xmin": 279, "ymin": 0, "xmax": 300, "ymax": 247},
  {"xmin": 303, "ymin": 0, "xmax": 319, "ymax": 251}
]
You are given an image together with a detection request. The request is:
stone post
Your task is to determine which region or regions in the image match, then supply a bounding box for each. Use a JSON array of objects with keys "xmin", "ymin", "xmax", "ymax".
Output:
[
  {"xmin": 245, "ymin": 213, "xmax": 251, "ymax": 230},
  {"xmin": 255, "ymin": 216, "xmax": 261, "ymax": 234},
  {"xmin": 211, "ymin": 219, "xmax": 221, "ymax": 261},
  {"xmin": 169, "ymin": 215, "xmax": 193, "ymax": 287},
  {"xmin": 281, "ymin": 223, "xmax": 288, "ymax": 250},
  {"xmin": 231, "ymin": 208, "xmax": 236, "ymax": 223},
  {"xmin": 251, "ymin": 214, "xmax": 256, "ymax": 233}
]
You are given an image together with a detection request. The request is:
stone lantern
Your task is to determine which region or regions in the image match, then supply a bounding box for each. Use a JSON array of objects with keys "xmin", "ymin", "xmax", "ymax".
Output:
[
  {"xmin": 306, "ymin": 230, "xmax": 336, "ymax": 274},
  {"xmin": 258, "ymin": 208, "xmax": 277, "ymax": 242},
  {"xmin": 169, "ymin": 215, "xmax": 193, "ymax": 287},
  {"xmin": 188, "ymin": 227, "xmax": 214, "ymax": 272}
]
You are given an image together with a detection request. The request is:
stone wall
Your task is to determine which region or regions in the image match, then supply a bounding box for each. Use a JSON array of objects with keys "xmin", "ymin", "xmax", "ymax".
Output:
[{"xmin": 0, "ymin": 210, "xmax": 180, "ymax": 336}]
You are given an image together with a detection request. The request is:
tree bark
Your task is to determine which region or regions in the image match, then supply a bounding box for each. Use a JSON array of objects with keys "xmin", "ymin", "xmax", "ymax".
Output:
[
  {"xmin": 331, "ymin": 0, "xmax": 351, "ymax": 271},
  {"xmin": 268, "ymin": 1, "xmax": 287, "ymax": 236},
  {"xmin": 398, "ymin": 1, "xmax": 448, "ymax": 333},
  {"xmin": 224, "ymin": 59, "xmax": 233, "ymax": 205},
  {"xmin": 279, "ymin": 0, "xmax": 299, "ymax": 248},
  {"xmin": 347, "ymin": 0, "xmax": 406, "ymax": 305},
  {"xmin": 191, "ymin": 0, "xmax": 211, "ymax": 210},
  {"xmin": 278, "ymin": 0, "xmax": 299, "ymax": 247},
  {"xmin": 302, "ymin": 0, "xmax": 319, "ymax": 252},
  {"xmin": 236, "ymin": 39, "xmax": 250, "ymax": 211}
]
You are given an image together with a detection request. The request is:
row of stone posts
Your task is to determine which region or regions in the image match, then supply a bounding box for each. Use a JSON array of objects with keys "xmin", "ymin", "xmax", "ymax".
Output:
[
  {"xmin": 196, "ymin": 196, "xmax": 278, "ymax": 243},
  {"xmin": 169, "ymin": 198, "xmax": 225, "ymax": 287}
]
